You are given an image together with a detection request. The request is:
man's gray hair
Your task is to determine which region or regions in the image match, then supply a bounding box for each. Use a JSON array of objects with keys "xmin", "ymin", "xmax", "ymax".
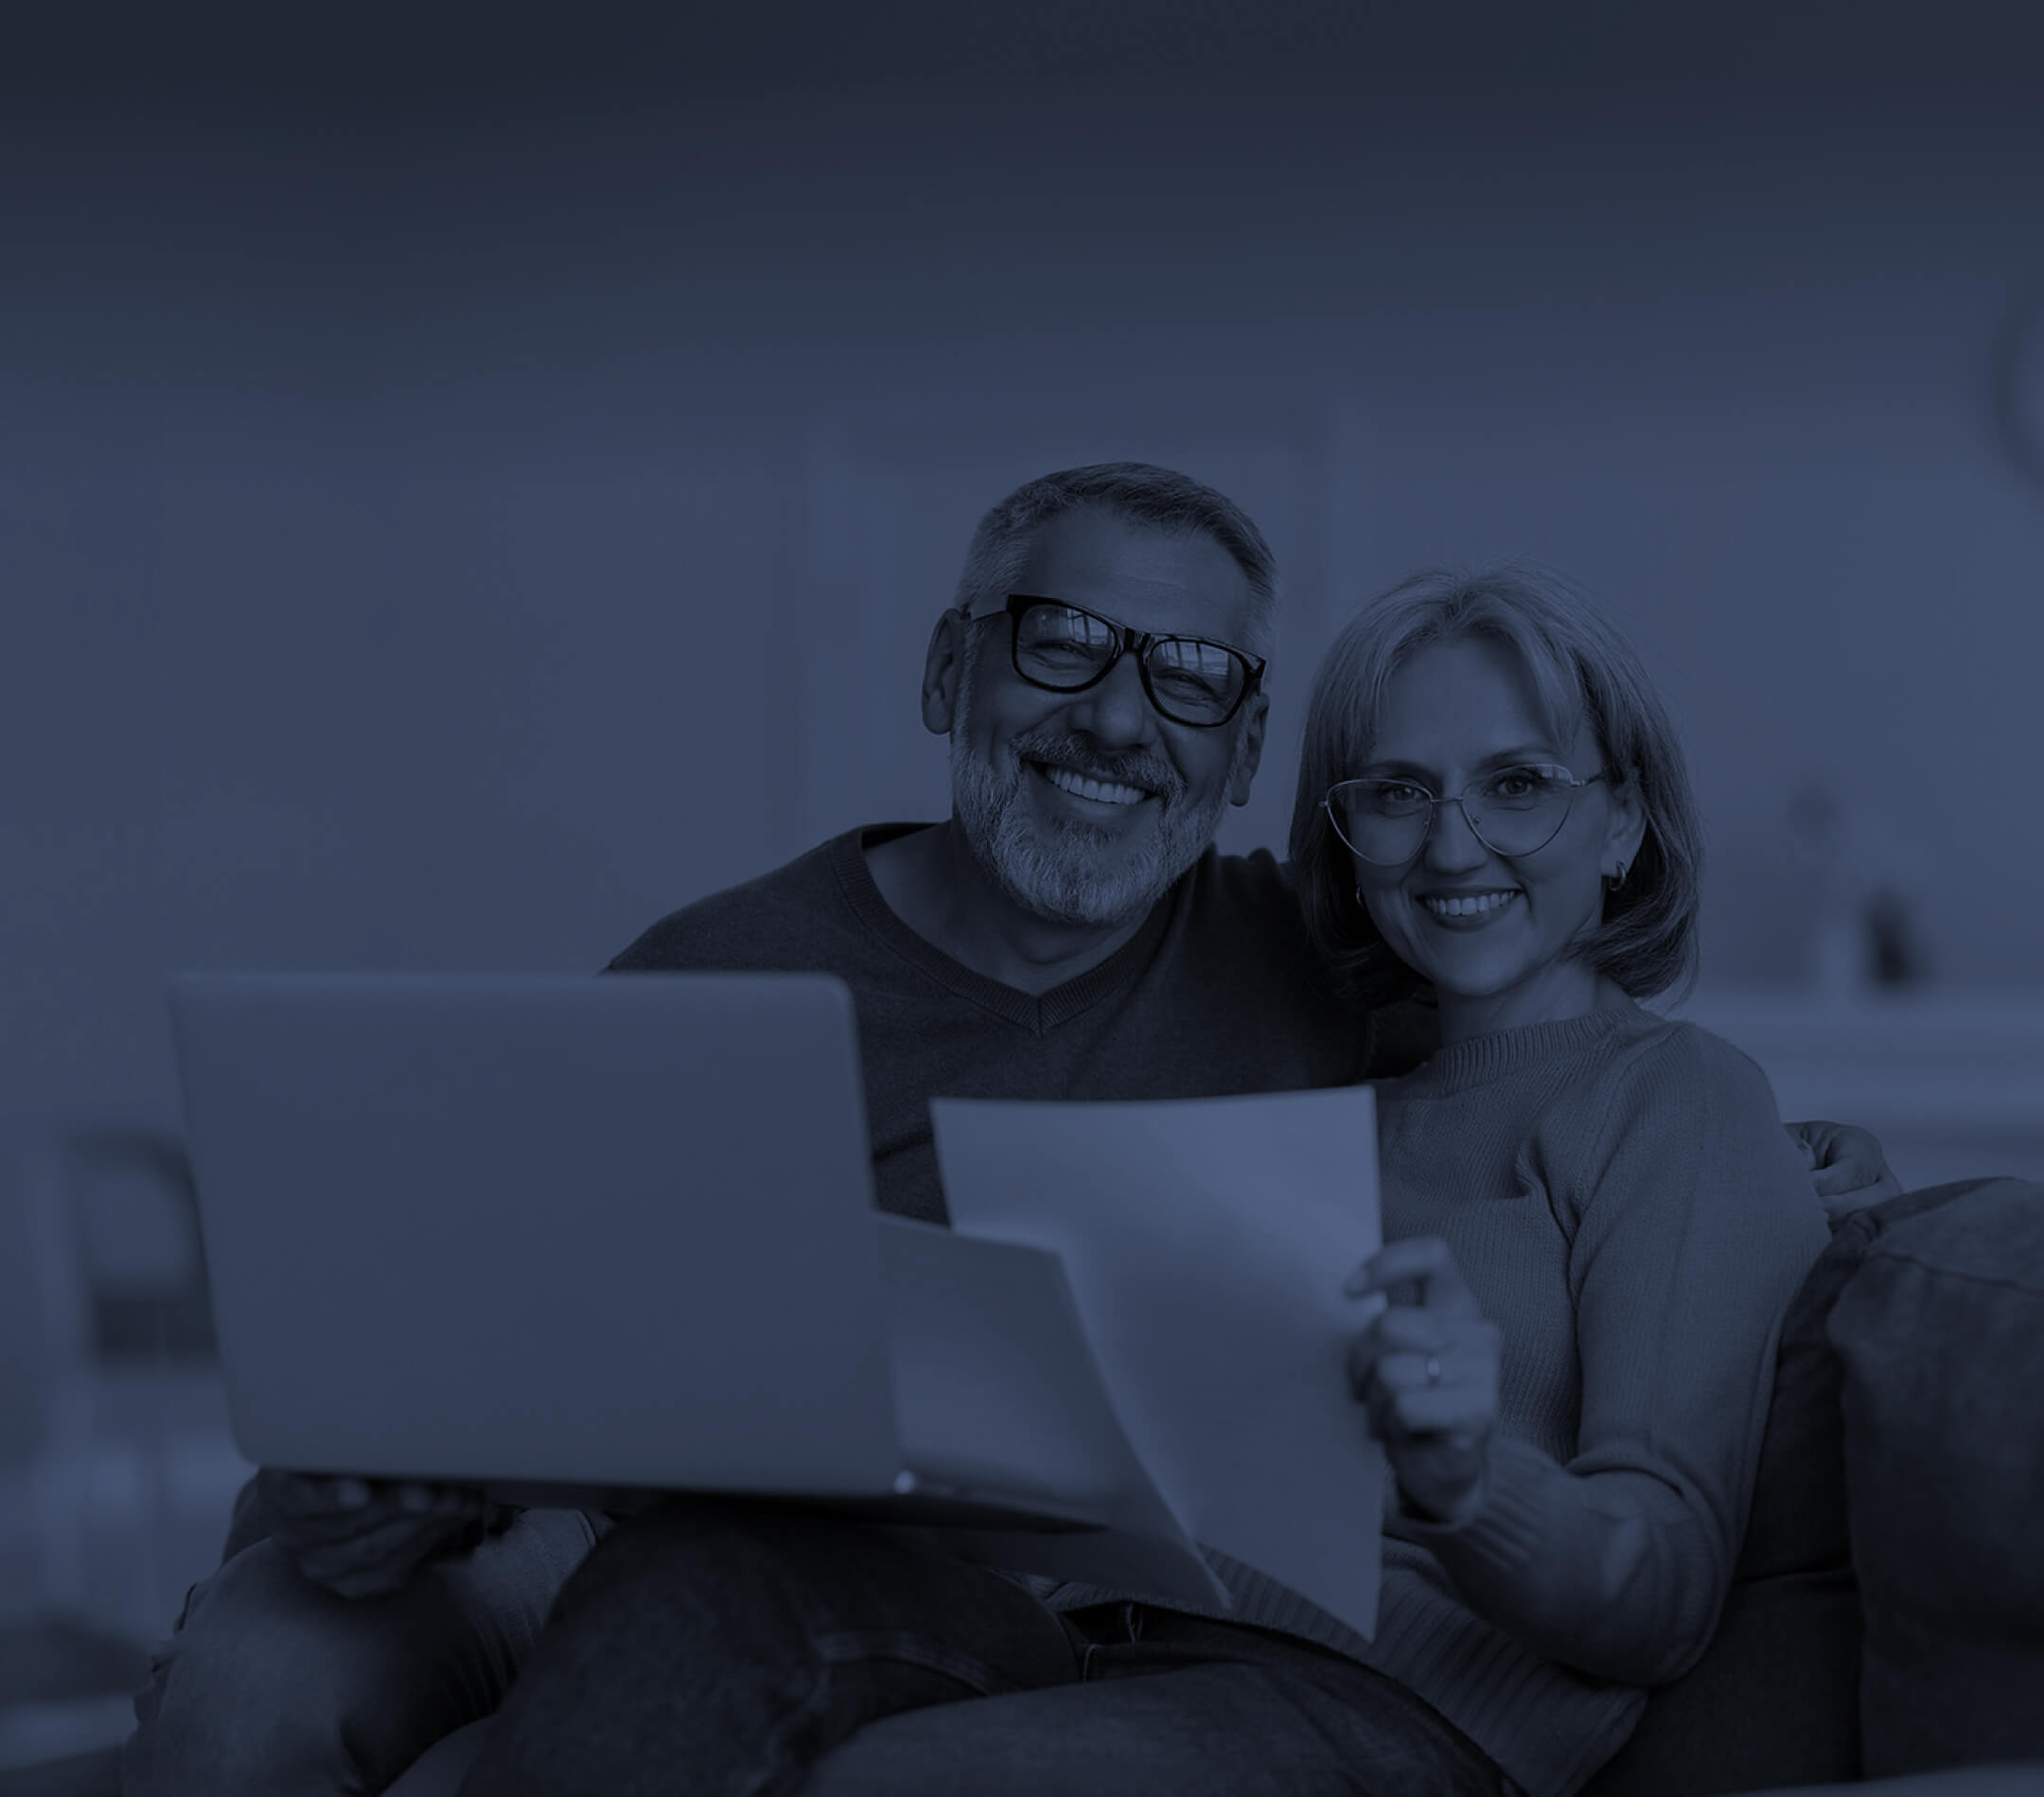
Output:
[{"xmin": 952, "ymin": 462, "xmax": 1279, "ymax": 658}]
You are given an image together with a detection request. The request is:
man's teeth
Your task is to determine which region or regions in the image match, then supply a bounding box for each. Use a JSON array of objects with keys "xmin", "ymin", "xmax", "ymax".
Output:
[
  {"xmin": 1421, "ymin": 890, "xmax": 1520, "ymax": 919},
  {"xmin": 1042, "ymin": 765, "xmax": 1149, "ymax": 806}
]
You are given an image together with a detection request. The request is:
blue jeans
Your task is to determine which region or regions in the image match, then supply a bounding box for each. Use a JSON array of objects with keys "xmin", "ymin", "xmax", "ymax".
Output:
[
  {"xmin": 121, "ymin": 1506, "xmax": 605, "ymax": 1795},
  {"xmin": 459, "ymin": 1496, "xmax": 1514, "ymax": 1797}
]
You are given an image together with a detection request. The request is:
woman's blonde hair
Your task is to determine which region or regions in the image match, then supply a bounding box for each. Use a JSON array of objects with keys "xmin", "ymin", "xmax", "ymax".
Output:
[{"xmin": 1287, "ymin": 562, "xmax": 1703, "ymax": 1009}]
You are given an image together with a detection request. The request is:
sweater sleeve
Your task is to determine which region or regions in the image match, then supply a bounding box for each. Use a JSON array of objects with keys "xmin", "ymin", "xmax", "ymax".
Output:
[{"xmin": 1391, "ymin": 1024, "xmax": 1827, "ymax": 1685}]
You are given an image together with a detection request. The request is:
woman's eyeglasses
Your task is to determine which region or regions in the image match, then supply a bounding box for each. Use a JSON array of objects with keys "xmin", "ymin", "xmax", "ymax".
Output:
[{"xmin": 1324, "ymin": 765, "xmax": 1607, "ymax": 865}]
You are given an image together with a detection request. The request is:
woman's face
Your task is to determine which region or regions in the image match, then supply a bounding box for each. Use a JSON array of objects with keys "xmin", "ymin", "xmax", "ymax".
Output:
[{"xmin": 1348, "ymin": 635, "xmax": 1645, "ymax": 1040}]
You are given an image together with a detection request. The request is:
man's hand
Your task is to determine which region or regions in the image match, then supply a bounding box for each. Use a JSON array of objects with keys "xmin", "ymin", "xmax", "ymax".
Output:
[
  {"xmin": 258, "ymin": 1469, "xmax": 489, "ymax": 1599},
  {"xmin": 1345, "ymin": 1236, "xmax": 1502, "ymax": 1524},
  {"xmin": 1786, "ymin": 1119, "xmax": 1904, "ymax": 1216}
]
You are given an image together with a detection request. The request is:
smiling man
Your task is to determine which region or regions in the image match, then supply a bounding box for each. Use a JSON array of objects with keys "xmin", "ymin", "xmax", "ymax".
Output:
[
  {"xmin": 586, "ymin": 465, "xmax": 1379, "ymax": 1243},
  {"xmin": 867, "ymin": 499, "xmax": 1271, "ymax": 985},
  {"xmin": 125, "ymin": 464, "xmax": 1893, "ymax": 1797},
  {"xmin": 124, "ymin": 465, "xmax": 1381, "ymax": 1797}
]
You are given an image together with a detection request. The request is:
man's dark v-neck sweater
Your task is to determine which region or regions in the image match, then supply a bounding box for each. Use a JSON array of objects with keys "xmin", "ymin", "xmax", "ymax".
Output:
[{"xmin": 606, "ymin": 823, "xmax": 1387, "ymax": 1224}]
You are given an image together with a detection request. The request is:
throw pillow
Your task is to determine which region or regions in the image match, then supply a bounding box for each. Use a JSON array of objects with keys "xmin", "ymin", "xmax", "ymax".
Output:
[{"xmin": 1828, "ymin": 1177, "xmax": 2044, "ymax": 1781}]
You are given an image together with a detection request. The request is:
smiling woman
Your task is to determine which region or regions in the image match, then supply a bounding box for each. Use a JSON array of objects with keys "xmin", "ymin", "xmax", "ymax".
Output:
[
  {"xmin": 1339, "ymin": 636, "xmax": 1642, "ymax": 1040},
  {"xmin": 1289, "ymin": 562, "xmax": 1703, "ymax": 1036},
  {"xmin": 1266, "ymin": 562, "xmax": 1836, "ymax": 1796}
]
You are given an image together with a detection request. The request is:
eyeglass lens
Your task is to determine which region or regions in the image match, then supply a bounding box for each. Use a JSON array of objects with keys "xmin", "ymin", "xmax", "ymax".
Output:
[
  {"xmin": 1013, "ymin": 604, "xmax": 1246, "ymax": 725},
  {"xmin": 1330, "ymin": 767, "xmax": 1580, "ymax": 862}
]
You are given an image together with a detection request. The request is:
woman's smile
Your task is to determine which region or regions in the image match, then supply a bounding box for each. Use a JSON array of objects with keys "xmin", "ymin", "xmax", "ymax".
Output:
[
  {"xmin": 1416, "ymin": 887, "xmax": 1524, "ymax": 926},
  {"xmin": 1349, "ymin": 634, "xmax": 1645, "ymax": 1041}
]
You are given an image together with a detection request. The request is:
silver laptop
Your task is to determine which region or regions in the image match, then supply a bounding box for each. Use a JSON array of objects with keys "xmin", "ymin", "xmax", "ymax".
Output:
[{"xmin": 166, "ymin": 970, "xmax": 1209, "ymax": 1571}]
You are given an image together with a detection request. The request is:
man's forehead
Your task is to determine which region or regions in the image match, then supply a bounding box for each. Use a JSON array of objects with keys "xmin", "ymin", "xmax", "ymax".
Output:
[{"xmin": 1008, "ymin": 509, "xmax": 1259, "ymax": 642}]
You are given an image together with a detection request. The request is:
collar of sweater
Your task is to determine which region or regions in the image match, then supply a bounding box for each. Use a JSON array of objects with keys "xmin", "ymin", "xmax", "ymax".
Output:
[{"xmin": 1392, "ymin": 1006, "xmax": 1651, "ymax": 1097}]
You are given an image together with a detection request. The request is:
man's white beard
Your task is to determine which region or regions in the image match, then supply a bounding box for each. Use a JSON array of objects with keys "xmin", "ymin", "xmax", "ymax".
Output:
[{"xmin": 948, "ymin": 647, "xmax": 1240, "ymax": 927}]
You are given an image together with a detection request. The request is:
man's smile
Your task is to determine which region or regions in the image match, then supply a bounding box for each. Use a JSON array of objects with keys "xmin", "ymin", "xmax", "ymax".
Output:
[{"xmin": 1026, "ymin": 759, "xmax": 1158, "ymax": 809}]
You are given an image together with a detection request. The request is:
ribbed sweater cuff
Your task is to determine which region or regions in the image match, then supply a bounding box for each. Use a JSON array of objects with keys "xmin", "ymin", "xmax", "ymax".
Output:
[{"xmin": 1391, "ymin": 1434, "xmax": 1554, "ymax": 1586}]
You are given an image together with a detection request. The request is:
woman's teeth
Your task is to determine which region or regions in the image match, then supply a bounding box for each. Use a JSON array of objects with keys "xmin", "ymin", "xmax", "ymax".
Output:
[{"xmin": 1421, "ymin": 890, "xmax": 1520, "ymax": 919}]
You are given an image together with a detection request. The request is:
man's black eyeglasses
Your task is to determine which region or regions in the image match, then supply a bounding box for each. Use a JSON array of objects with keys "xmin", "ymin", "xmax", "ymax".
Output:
[{"xmin": 973, "ymin": 594, "xmax": 1266, "ymax": 729}]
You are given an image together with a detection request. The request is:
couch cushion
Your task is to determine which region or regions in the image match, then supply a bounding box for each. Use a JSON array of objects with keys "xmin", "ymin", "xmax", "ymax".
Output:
[
  {"xmin": 1827, "ymin": 1177, "xmax": 2044, "ymax": 1782},
  {"xmin": 1582, "ymin": 1178, "xmax": 2003, "ymax": 1797}
]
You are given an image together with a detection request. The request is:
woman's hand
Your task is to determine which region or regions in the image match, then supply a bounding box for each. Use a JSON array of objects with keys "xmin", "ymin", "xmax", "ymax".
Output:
[{"xmin": 1345, "ymin": 1236, "xmax": 1502, "ymax": 1524}]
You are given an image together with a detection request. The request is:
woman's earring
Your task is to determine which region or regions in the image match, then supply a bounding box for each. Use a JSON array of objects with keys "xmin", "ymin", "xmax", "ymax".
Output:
[
  {"xmin": 1605, "ymin": 860, "xmax": 1629, "ymax": 893},
  {"xmin": 1354, "ymin": 886, "xmax": 1366, "ymax": 907}
]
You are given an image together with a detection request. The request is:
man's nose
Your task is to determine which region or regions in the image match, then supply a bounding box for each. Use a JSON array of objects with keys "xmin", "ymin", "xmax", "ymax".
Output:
[{"xmin": 1061, "ymin": 653, "xmax": 1156, "ymax": 746}]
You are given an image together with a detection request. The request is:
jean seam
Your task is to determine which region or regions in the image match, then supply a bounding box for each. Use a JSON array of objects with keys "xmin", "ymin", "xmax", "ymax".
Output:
[{"xmin": 812, "ymin": 1629, "xmax": 1031, "ymax": 1700}]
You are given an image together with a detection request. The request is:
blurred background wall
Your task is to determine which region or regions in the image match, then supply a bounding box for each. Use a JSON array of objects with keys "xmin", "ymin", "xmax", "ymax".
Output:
[
  {"xmin": 3, "ymin": 0, "xmax": 2043, "ymax": 1668},
  {"xmin": 5, "ymin": 5, "xmax": 2042, "ymax": 1142}
]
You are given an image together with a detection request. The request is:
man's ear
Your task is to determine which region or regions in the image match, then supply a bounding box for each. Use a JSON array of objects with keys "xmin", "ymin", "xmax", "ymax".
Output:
[
  {"xmin": 1227, "ymin": 689, "xmax": 1270, "ymax": 808},
  {"xmin": 921, "ymin": 608, "xmax": 971, "ymax": 736}
]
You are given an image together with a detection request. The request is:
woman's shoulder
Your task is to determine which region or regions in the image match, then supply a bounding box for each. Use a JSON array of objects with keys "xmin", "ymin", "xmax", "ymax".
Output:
[
  {"xmin": 1541, "ymin": 1010, "xmax": 1788, "ymax": 1154},
  {"xmin": 1602, "ymin": 1013, "xmax": 1780, "ymax": 1104},
  {"xmin": 1598, "ymin": 1008, "xmax": 1762, "ymax": 1067},
  {"xmin": 1548, "ymin": 1013, "xmax": 1823, "ymax": 1253},
  {"xmin": 1552, "ymin": 1010, "xmax": 1805, "ymax": 1183}
]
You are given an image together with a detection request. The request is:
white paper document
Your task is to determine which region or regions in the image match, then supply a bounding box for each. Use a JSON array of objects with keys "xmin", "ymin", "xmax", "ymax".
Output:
[
  {"xmin": 930, "ymin": 1085, "xmax": 1386, "ymax": 1642},
  {"xmin": 876, "ymin": 1216, "xmax": 1230, "ymax": 1609}
]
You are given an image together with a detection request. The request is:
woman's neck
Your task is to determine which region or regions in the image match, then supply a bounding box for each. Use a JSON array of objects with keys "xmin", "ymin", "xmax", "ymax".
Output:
[{"xmin": 1434, "ymin": 965, "xmax": 1636, "ymax": 1047}]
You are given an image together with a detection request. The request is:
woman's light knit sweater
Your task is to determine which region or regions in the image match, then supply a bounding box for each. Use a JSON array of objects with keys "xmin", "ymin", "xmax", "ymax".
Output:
[{"xmin": 1048, "ymin": 1004, "xmax": 1829, "ymax": 1797}]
